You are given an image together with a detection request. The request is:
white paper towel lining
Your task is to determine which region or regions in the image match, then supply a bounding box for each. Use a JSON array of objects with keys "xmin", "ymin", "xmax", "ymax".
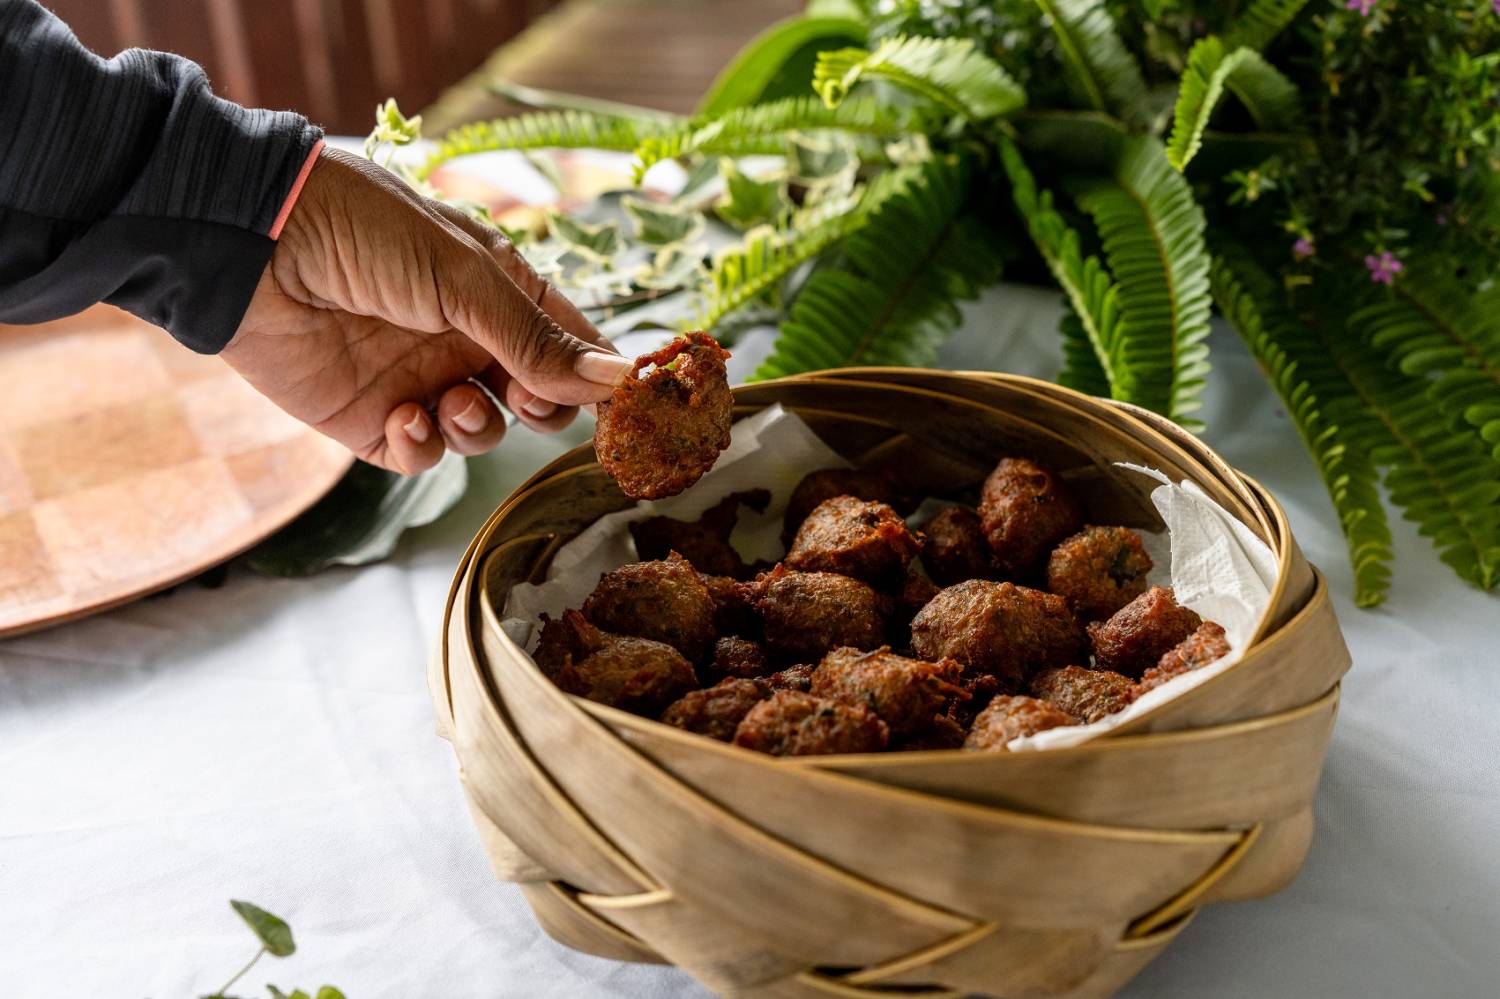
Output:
[{"xmin": 502, "ymin": 405, "xmax": 1277, "ymax": 753}]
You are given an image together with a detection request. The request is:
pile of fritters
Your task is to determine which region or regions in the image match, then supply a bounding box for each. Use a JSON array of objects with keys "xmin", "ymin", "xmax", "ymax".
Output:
[{"xmin": 533, "ymin": 454, "xmax": 1231, "ymax": 756}]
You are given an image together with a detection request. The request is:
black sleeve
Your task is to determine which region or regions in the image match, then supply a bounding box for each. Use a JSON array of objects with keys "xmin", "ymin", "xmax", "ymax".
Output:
[{"xmin": 0, "ymin": 0, "xmax": 323, "ymax": 352}]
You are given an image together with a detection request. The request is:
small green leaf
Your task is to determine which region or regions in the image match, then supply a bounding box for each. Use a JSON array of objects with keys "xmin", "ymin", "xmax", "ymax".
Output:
[
  {"xmin": 364, "ymin": 98, "xmax": 422, "ymax": 159},
  {"xmin": 622, "ymin": 195, "xmax": 706, "ymax": 247},
  {"xmin": 787, "ymin": 131, "xmax": 857, "ymax": 185},
  {"xmin": 636, "ymin": 245, "xmax": 706, "ymax": 290},
  {"xmin": 315, "ymin": 988, "xmax": 347, "ymax": 999},
  {"xmin": 697, "ymin": 15, "xmax": 868, "ymax": 116},
  {"xmin": 230, "ymin": 901, "xmax": 295, "ymax": 958},
  {"xmin": 547, "ymin": 212, "xmax": 622, "ymax": 262},
  {"xmin": 716, "ymin": 160, "xmax": 788, "ymax": 230}
]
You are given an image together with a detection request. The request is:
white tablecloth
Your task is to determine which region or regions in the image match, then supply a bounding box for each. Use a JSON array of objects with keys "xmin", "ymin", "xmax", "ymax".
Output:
[{"xmin": 3, "ymin": 285, "xmax": 1498, "ymax": 998}]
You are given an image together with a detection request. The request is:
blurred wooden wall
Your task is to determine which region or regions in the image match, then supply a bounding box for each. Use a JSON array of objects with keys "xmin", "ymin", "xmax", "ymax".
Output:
[{"xmin": 45, "ymin": 0, "xmax": 560, "ymax": 134}]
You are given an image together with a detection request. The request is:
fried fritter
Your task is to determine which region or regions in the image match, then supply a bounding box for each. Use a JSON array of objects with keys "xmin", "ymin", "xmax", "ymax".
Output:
[
  {"xmin": 594, "ymin": 331, "xmax": 733, "ymax": 500},
  {"xmin": 1137, "ymin": 621, "xmax": 1230, "ymax": 693},
  {"xmin": 732, "ymin": 690, "xmax": 889, "ymax": 756},
  {"xmin": 810, "ymin": 646, "xmax": 965, "ymax": 738},
  {"xmin": 1029, "ymin": 665, "xmax": 1137, "ymax": 723},
  {"xmin": 1045, "ymin": 525, "xmax": 1153, "ymax": 621},
  {"xmin": 946, "ymin": 672, "xmax": 1004, "ymax": 728},
  {"xmin": 748, "ymin": 566, "xmax": 887, "ymax": 663},
  {"xmin": 582, "ymin": 552, "xmax": 717, "ymax": 662},
  {"xmin": 704, "ymin": 635, "xmax": 771, "ymax": 683},
  {"xmin": 785, "ymin": 496, "xmax": 920, "ymax": 586},
  {"xmin": 532, "ymin": 610, "xmax": 697, "ymax": 715},
  {"xmin": 629, "ymin": 489, "xmax": 771, "ymax": 578},
  {"xmin": 782, "ymin": 466, "xmax": 913, "ymax": 542},
  {"xmin": 896, "ymin": 713, "xmax": 968, "ymax": 751},
  {"xmin": 766, "ymin": 664, "xmax": 816, "ymax": 692},
  {"xmin": 979, "ymin": 458, "xmax": 1084, "ymax": 578},
  {"xmin": 1087, "ymin": 585, "xmax": 1202, "ymax": 679},
  {"xmin": 661, "ymin": 677, "xmax": 773, "ymax": 742},
  {"xmin": 699, "ymin": 573, "xmax": 759, "ymax": 636},
  {"xmin": 909, "ymin": 580, "xmax": 1087, "ymax": 688},
  {"xmin": 919, "ymin": 506, "xmax": 993, "ymax": 586},
  {"xmin": 963, "ymin": 695, "xmax": 1078, "ymax": 752}
]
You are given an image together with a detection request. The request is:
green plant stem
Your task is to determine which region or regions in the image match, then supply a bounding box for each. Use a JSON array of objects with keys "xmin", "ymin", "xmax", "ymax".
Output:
[{"xmin": 215, "ymin": 946, "xmax": 267, "ymax": 996}]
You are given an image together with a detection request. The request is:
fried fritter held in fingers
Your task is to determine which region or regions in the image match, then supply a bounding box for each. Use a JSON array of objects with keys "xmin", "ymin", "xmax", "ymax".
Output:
[
  {"xmin": 964, "ymin": 695, "xmax": 1078, "ymax": 752},
  {"xmin": 733, "ymin": 690, "xmax": 889, "ymax": 756},
  {"xmin": 1137, "ymin": 620, "xmax": 1230, "ymax": 693},
  {"xmin": 629, "ymin": 489, "xmax": 770, "ymax": 578},
  {"xmin": 593, "ymin": 331, "xmax": 733, "ymax": 500},
  {"xmin": 910, "ymin": 580, "xmax": 1087, "ymax": 689},
  {"xmin": 979, "ymin": 458, "xmax": 1084, "ymax": 578},
  {"xmin": 811, "ymin": 646, "xmax": 964, "ymax": 737},
  {"xmin": 661, "ymin": 678, "xmax": 773, "ymax": 741},
  {"xmin": 749, "ymin": 566, "xmax": 887, "ymax": 663},
  {"xmin": 1046, "ymin": 525, "xmax": 1153, "ymax": 621},
  {"xmin": 918, "ymin": 505, "xmax": 993, "ymax": 587},
  {"xmin": 1088, "ymin": 585, "xmax": 1203, "ymax": 678},
  {"xmin": 532, "ymin": 610, "xmax": 697, "ymax": 715},
  {"xmin": 582, "ymin": 552, "xmax": 717, "ymax": 662},
  {"xmin": 785, "ymin": 496, "xmax": 920, "ymax": 586},
  {"xmin": 1029, "ymin": 665, "xmax": 1137, "ymax": 723}
]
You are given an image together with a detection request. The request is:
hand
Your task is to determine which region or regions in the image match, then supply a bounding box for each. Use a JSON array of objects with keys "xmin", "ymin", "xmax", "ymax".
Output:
[{"xmin": 222, "ymin": 148, "xmax": 632, "ymax": 474}]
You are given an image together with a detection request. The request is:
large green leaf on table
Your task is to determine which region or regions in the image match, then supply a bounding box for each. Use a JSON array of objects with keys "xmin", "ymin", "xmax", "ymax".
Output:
[
  {"xmin": 632, "ymin": 96, "xmax": 918, "ymax": 182},
  {"xmin": 1212, "ymin": 250, "xmax": 1392, "ymax": 605},
  {"xmin": 1072, "ymin": 135, "xmax": 1213, "ymax": 425},
  {"xmin": 697, "ymin": 15, "xmax": 868, "ymax": 116},
  {"xmin": 1165, "ymin": 37, "xmax": 1301, "ymax": 171},
  {"xmin": 998, "ymin": 137, "xmax": 1133, "ymax": 403},
  {"xmin": 752, "ymin": 157, "xmax": 1004, "ymax": 379},
  {"xmin": 415, "ymin": 111, "xmax": 678, "ymax": 180},
  {"xmin": 1032, "ymin": 0, "xmax": 1149, "ymax": 126},
  {"xmin": 814, "ymin": 36, "xmax": 1026, "ymax": 121},
  {"xmin": 1355, "ymin": 263, "xmax": 1500, "ymax": 461},
  {"xmin": 246, "ymin": 454, "xmax": 468, "ymax": 577},
  {"xmin": 1330, "ymin": 297, "xmax": 1500, "ymax": 591},
  {"xmin": 1224, "ymin": 0, "xmax": 1313, "ymax": 50}
]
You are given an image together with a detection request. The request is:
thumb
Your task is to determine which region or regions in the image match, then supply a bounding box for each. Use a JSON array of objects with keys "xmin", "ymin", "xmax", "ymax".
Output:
[{"xmin": 442, "ymin": 246, "xmax": 633, "ymax": 406}]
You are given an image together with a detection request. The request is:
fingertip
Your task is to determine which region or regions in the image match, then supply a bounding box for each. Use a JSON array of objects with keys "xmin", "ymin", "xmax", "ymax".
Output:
[
  {"xmin": 505, "ymin": 381, "xmax": 578, "ymax": 434},
  {"xmin": 384, "ymin": 403, "xmax": 444, "ymax": 474},
  {"xmin": 437, "ymin": 384, "xmax": 507, "ymax": 456}
]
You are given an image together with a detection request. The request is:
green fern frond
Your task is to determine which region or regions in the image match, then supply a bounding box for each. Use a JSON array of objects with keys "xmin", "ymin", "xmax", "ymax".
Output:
[
  {"xmin": 814, "ymin": 35, "xmax": 1025, "ymax": 121},
  {"xmin": 1072, "ymin": 135, "xmax": 1213, "ymax": 425},
  {"xmin": 1057, "ymin": 310, "xmax": 1113, "ymax": 397},
  {"xmin": 753, "ymin": 158, "xmax": 1004, "ymax": 379},
  {"xmin": 632, "ymin": 96, "xmax": 918, "ymax": 183},
  {"xmin": 1166, "ymin": 37, "xmax": 1302, "ymax": 171},
  {"xmin": 416, "ymin": 111, "xmax": 676, "ymax": 180},
  {"xmin": 1032, "ymin": 0, "xmax": 1149, "ymax": 125},
  {"xmin": 1224, "ymin": 0, "xmax": 1312, "ymax": 51},
  {"xmin": 1211, "ymin": 251, "xmax": 1392, "ymax": 605},
  {"xmin": 999, "ymin": 137, "xmax": 1133, "ymax": 403}
]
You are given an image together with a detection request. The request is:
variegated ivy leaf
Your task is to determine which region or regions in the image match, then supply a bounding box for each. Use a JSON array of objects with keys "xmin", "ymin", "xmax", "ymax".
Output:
[
  {"xmin": 636, "ymin": 245, "xmax": 708, "ymax": 290},
  {"xmin": 787, "ymin": 131, "xmax": 857, "ymax": 185},
  {"xmin": 623, "ymin": 195, "xmax": 707, "ymax": 248},
  {"xmin": 569, "ymin": 265, "xmax": 637, "ymax": 299},
  {"xmin": 716, "ymin": 159, "xmax": 789, "ymax": 230},
  {"xmin": 547, "ymin": 211, "xmax": 622, "ymax": 263},
  {"xmin": 364, "ymin": 98, "xmax": 422, "ymax": 159},
  {"xmin": 521, "ymin": 240, "xmax": 568, "ymax": 279},
  {"xmin": 885, "ymin": 133, "xmax": 934, "ymax": 167}
]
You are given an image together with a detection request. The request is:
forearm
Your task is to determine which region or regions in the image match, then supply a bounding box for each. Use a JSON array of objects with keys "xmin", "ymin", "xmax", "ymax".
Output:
[{"xmin": 0, "ymin": 0, "xmax": 322, "ymax": 351}]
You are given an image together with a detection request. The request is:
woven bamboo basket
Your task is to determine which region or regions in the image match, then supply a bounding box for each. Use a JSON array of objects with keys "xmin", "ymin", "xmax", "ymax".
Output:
[{"xmin": 429, "ymin": 369, "xmax": 1351, "ymax": 999}]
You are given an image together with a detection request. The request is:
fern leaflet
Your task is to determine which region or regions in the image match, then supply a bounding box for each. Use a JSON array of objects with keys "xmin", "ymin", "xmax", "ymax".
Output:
[
  {"xmin": 1166, "ymin": 37, "xmax": 1302, "ymax": 171},
  {"xmin": 417, "ymin": 111, "xmax": 677, "ymax": 180},
  {"xmin": 814, "ymin": 35, "xmax": 1025, "ymax": 121},
  {"xmin": 1073, "ymin": 135, "xmax": 1213, "ymax": 425},
  {"xmin": 1225, "ymin": 0, "xmax": 1313, "ymax": 51},
  {"xmin": 1032, "ymin": 0, "xmax": 1149, "ymax": 125}
]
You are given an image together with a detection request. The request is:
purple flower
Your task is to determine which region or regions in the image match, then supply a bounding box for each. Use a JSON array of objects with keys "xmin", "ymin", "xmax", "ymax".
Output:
[
  {"xmin": 1346, "ymin": 0, "xmax": 1376, "ymax": 14},
  {"xmin": 1293, "ymin": 237, "xmax": 1316, "ymax": 260},
  {"xmin": 1365, "ymin": 251, "xmax": 1404, "ymax": 285}
]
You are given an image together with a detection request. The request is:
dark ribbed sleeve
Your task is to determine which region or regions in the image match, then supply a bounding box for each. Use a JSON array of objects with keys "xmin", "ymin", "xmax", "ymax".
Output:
[{"xmin": 0, "ymin": 0, "xmax": 323, "ymax": 352}]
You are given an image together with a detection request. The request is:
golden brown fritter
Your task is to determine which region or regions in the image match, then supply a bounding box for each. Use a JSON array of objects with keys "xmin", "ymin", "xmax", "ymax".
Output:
[
  {"xmin": 699, "ymin": 573, "xmax": 759, "ymax": 636},
  {"xmin": 732, "ymin": 690, "xmax": 890, "ymax": 756},
  {"xmin": 582, "ymin": 552, "xmax": 717, "ymax": 663},
  {"xmin": 1087, "ymin": 585, "xmax": 1203, "ymax": 679},
  {"xmin": 1137, "ymin": 621, "xmax": 1230, "ymax": 693},
  {"xmin": 1045, "ymin": 526, "xmax": 1153, "ymax": 622},
  {"xmin": 896, "ymin": 713, "xmax": 968, "ymax": 751},
  {"xmin": 766, "ymin": 664, "xmax": 816, "ymax": 692},
  {"xmin": 593, "ymin": 331, "xmax": 733, "ymax": 500},
  {"xmin": 946, "ymin": 672, "xmax": 1005, "ymax": 728},
  {"xmin": 748, "ymin": 565, "xmax": 888, "ymax": 663},
  {"xmin": 909, "ymin": 580, "xmax": 1087, "ymax": 689},
  {"xmin": 704, "ymin": 635, "xmax": 771, "ymax": 682},
  {"xmin": 661, "ymin": 678, "xmax": 773, "ymax": 741},
  {"xmin": 782, "ymin": 466, "xmax": 913, "ymax": 543},
  {"xmin": 1029, "ymin": 665, "xmax": 1138, "ymax": 723},
  {"xmin": 810, "ymin": 646, "xmax": 965, "ymax": 738},
  {"xmin": 532, "ymin": 610, "xmax": 697, "ymax": 715},
  {"xmin": 919, "ymin": 506, "xmax": 994, "ymax": 586},
  {"xmin": 629, "ymin": 489, "xmax": 771, "ymax": 578},
  {"xmin": 785, "ymin": 496, "xmax": 920, "ymax": 586},
  {"xmin": 963, "ymin": 695, "xmax": 1078, "ymax": 752},
  {"xmin": 979, "ymin": 458, "xmax": 1084, "ymax": 578}
]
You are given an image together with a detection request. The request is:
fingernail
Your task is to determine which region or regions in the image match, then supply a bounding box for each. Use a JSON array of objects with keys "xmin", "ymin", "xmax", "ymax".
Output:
[
  {"xmin": 522, "ymin": 399, "xmax": 557, "ymax": 420},
  {"xmin": 453, "ymin": 398, "xmax": 488, "ymax": 435},
  {"xmin": 403, "ymin": 411, "xmax": 430, "ymax": 444},
  {"xmin": 575, "ymin": 350, "xmax": 633, "ymax": 386}
]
